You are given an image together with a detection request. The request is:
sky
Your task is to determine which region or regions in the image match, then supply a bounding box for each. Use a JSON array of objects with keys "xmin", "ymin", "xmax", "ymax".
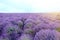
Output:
[{"xmin": 0, "ymin": 0, "xmax": 60, "ymax": 13}]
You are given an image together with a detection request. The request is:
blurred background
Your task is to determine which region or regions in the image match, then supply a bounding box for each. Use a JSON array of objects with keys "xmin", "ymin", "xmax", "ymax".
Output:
[{"xmin": 0, "ymin": 0, "xmax": 60, "ymax": 13}]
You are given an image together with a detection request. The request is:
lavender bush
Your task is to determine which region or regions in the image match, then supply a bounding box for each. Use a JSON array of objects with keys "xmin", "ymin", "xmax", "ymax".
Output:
[
  {"xmin": 34, "ymin": 29, "xmax": 60, "ymax": 40},
  {"xmin": 18, "ymin": 34, "xmax": 33, "ymax": 40},
  {"xmin": 3, "ymin": 24, "xmax": 22, "ymax": 40}
]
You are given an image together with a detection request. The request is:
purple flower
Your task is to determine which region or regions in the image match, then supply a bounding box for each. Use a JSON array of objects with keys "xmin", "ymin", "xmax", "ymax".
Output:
[
  {"xmin": 24, "ymin": 19, "xmax": 37, "ymax": 30},
  {"xmin": 23, "ymin": 29, "xmax": 35, "ymax": 37},
  {"xmin": 34, "ymin": 29, "xmax": 60, "ymax": 40},
  {"xmin": 0, "ymin": 22, "xmax": 6, "ymax": 36},
  {"xmin": 3, "ymin": 24, "xmax": 22, "ymax": 40},
  {"xmin": 0, "ymin": 36, "xmax": 9, "ymax": 40},
  {"xmin": 18, "ymin": 34, "xmax": 33, "ymax": 40},
  {"xmin": 24, "ymin": 19, "xmax": 38, "ymax": 36}
]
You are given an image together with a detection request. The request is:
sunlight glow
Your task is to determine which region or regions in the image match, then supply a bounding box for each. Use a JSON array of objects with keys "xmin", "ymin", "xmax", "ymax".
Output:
[{"xmin": 0, "ymin": 0, "xmax": 60, "ymax": 13}]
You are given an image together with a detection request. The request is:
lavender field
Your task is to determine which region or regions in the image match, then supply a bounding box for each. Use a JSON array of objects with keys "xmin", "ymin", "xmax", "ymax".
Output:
[{"xmin": 0, "ymin": 13, "xmax": 60, "ymax": 40}]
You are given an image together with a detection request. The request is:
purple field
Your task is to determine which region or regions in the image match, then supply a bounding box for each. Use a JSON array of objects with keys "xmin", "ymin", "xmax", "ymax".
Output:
[{"xmin": 0, "ymin": 13, "xmax": 60, "ymax": 40}]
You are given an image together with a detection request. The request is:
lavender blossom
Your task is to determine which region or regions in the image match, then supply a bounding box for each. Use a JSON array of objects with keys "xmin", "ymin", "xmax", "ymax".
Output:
[
  {"xmin": 34, "ymin": 29, "xmax": 60, "ymax": 40},
  {"xmin": 18, "ymin": 34, "xmax": 33, "ymax": 40},
  {"xmin": 3, "ymin": 24, "xmax": 22, "ymax": 40},
  {"xmin": 24, "ymin": 19, "xmax": 36, "ymax": 30},
  {"xmin": 23, "ymin": 29, "xmax": 36, "ymax": 37}
]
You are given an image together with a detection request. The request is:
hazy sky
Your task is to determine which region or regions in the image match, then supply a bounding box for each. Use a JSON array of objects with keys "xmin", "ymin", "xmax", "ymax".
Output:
[{"xmin": 0, "ymin": 0, "xmax": 60, "ymax": 13}]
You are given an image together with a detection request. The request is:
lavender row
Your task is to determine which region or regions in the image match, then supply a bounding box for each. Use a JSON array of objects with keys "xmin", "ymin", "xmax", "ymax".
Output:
[{"xmin": 0, "ymin": 13, "xmax": 60, "ymax": 40}]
